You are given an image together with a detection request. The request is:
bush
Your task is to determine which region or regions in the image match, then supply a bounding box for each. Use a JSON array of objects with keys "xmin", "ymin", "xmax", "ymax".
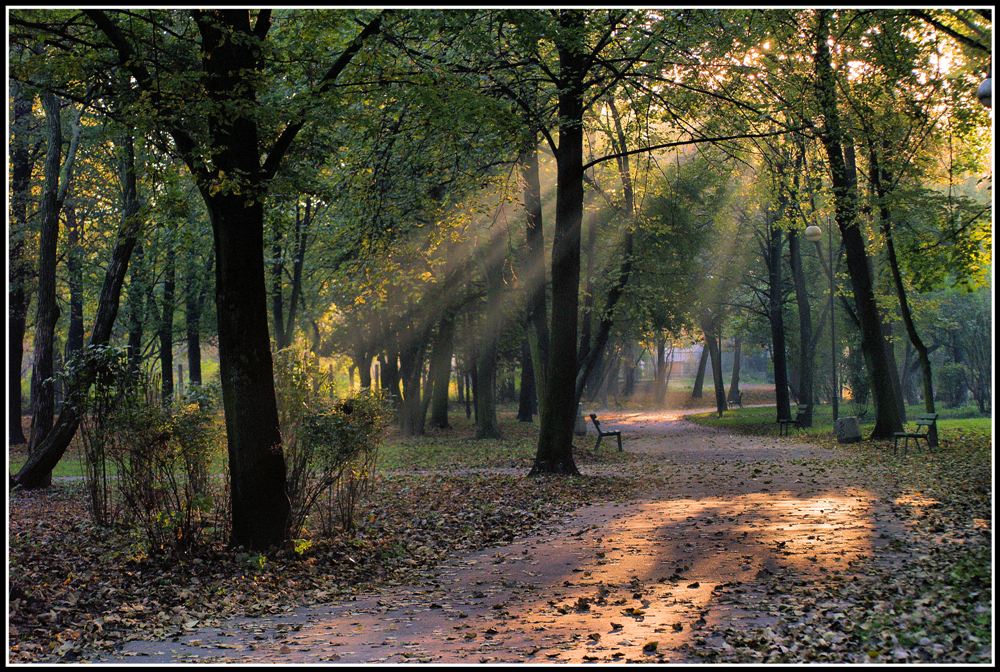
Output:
[
  {"xmin": 65, "ymin": 345, "xmax": 225, "ymax": 555},
  {"xmin": 274, "ymin": 346, "xmax": 389, "ymax": 538}
]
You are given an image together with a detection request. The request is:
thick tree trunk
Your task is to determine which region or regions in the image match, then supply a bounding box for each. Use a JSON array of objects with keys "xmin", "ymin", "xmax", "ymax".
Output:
[
  {"xmin": 517, "ymin": 338, "xmax": 536, "ymax": 421},
  {"xmin": 185, "ymin": 248, "xmax": 213, "ymax": 387},
  {"xmin": 767, "ymin": 219, "xmax": 792, "ymax": 422},
  {"xmin": 692, "ymin": 347, "xmax": 708, "ymax": 398},
  {"xmin": 398, "ymin": 328, "xmax": 430, "ymax": 436},
  {"xmin": 429, "ymin": 311, "xmax": 456, "ymax": 429},
  {"xmin": 206, "ymin": 195, "xmax": 290, "ymax": 549},
  {"xmin": 380, "ymin": 351, "xmax": 401, "ymax": 406},
  {"xmin": 531, "ymin": 10, "xmax": 585, "ymax": 475},
  {"xmin": 788, "ymin": 231, "xmax": 814, "ymax": 427},
  {"xmin": 622, "ymin": 341, "xmax": 639, "ymax": 398},
  {"xmin": 9, "ymin": 83, "xmax": 34, "ymax": 446},
  {"xmin": 13, "ymin": 134, "xmax": 142, "ymax": 489},
  {"xmin": 27, "ymin": 94, "xmax": 67, "ymax": 476},
  {"xmin": 814, "ymin": 10, "xmax": 903, "ymax": 439}
]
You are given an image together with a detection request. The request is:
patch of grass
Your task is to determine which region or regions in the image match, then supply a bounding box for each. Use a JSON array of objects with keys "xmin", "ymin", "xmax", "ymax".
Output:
[{"xmin": 686, "ymin": 403, "xmax": 991, "ymax": 440}]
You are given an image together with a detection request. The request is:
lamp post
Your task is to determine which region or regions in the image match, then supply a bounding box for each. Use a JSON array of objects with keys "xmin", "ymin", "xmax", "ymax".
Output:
[{"xmin": 804, "ymin": 223, "xmax": 838, "ymax": 424}]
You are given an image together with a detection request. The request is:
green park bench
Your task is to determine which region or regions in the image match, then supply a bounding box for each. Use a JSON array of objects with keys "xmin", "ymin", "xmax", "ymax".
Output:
[
  {"xmin": 777, "ymin": 404, "xmax": 810, "ymax": 436},
  {"xmin": 893, "ymin": 413, "xmax": 939, "ymax": 454}
]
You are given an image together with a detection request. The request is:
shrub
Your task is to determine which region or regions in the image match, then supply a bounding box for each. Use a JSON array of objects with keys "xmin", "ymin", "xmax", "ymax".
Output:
[
  {"xmin": 64, "ymin": 345, "xmax": 225, "ymax": 555},
  {"xmin": 274, "ymin": 346, "xmax": 388, "ymax": 538}
]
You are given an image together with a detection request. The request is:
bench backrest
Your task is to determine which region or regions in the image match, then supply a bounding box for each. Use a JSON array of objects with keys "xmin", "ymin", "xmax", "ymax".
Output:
[{"xmin": 915, "ymin": 413, "xmax": 938, "ymax": 427}]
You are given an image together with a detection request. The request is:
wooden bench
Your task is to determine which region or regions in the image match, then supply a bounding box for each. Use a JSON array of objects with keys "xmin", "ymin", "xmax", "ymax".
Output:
[
  {"xmin": 728, "ymin": 390, "xmax": 743, "ymax": 408},
  {"xmin": 777, "ymin": 404, "xmax": 810, "ymax": 436},
  {"xmin": 589, "ymin": 414, "xmax": 623, "ymax": 452},
  {"xmin": 893, "ymin": 413, "xmax": 938, "ymax": 454}
]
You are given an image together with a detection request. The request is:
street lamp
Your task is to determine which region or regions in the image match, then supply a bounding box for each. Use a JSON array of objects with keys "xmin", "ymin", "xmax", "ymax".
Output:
[
  {"xmin": 804, "ymin": 223, "xmax": 838, "ymax": 424},
  {"xmin": 977, "ymin": 76, "xmax": 992, "ymax": 108}
]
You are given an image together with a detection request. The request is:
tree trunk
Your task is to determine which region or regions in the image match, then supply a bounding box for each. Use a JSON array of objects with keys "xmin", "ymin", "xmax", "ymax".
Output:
[
  {"xmin": 813, "ymin": 10, "xmax": 903, "ymax": 439},
  {"xmin": 788, "ymin": 230, "xmax": 814, "ymax": 427},
  {"xmin": 531, "ymin": 10, "xmax": 585, "ymax": 475},
  {"xmin": 159, "ymin": 231, "xmax": 176, "ymax": 404},
  {"xmin": 729, "ymin": 337, "xmax": 742, "ymax": 400},
  {"xmin": 767, "ymin": 217, "xmax": 792, "ymax": 421},
  {"xmin": 185, "ymin": 248, "xmax": 213, "ymax": 387},
  {"xmin": 380, "ymin": 351, "xmax": 401, "ymax": 406},
  {"xmin": 704, "ymin": 323, "xmax": 728, "ymax": 416},
  {"xmin": 13, "ymin": 134, "xmax": 142, "ymax": 489},
  {"xmin": 65, "ymin": 202, "xmax": 86, "ymax": 358},
  {"xmin": 517, "ymin": 338, "xmax": 536, "ymax": 421},
  {"xmin": 868, "ymin": 141, "xmax": 935, "ymax": 434},
  {"xmin": 270, "ymin": 213, "xmax": 287, "ymax": 349},
  {"xmin": 522, "ymin": 141, "xmax": 550, "ymax": 418},
  {"xmin": 27, "ymin": 94, "xmax": 68, "ymax": 476},
  {"xmin": 398, "ymin": 327, "xmax": 430, "ymax": 436},
  {"xmin": 9, "ymin": 83, "xmax": 34, "ymax": 445},
  {"xmin": 429, "ymin": 311, "xmax": 456, "ymax": 429},
  {"xmin": 692, "ymin": 346, "xmax": 708, "ymax": 398},
  {"xmin": 206, "ymin": 195, "xmax": 290, "ymax": 549},
  {"xmin": 653, "ymin": 336, "xmax": 669, "ymax": 405}
]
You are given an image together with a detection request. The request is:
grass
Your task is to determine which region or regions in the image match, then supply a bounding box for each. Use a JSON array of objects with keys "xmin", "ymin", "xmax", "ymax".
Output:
[{"xmin": 686, "ymin": 403, "xmax": 992, "ymax": 439}]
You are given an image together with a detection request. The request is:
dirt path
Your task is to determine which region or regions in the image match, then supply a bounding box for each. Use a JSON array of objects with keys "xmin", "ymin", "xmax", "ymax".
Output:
[{"xmin": 97, "ymin": 411, "xmax": 909, "ymax": 664}]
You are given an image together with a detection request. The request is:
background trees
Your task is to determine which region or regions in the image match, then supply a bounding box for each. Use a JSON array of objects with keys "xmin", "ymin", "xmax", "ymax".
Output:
[{"xmin": 9, "ymin": 8, "xmax": 991, "ymax": 548}]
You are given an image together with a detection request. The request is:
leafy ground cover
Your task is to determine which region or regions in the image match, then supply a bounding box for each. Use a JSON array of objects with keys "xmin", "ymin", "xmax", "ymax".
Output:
[
  {"xmin": 8, "ymin": 410, "xmax": 636, "ymax": 663},
  {"xmin": 685, "ymin": 405, "xmax": 993, "ymax": 663}
]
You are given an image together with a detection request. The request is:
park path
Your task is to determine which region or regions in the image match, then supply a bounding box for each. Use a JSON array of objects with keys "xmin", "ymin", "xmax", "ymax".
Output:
[{"xmin": 98, "ymin": 409, "xmax": 909, "ymax": 664}]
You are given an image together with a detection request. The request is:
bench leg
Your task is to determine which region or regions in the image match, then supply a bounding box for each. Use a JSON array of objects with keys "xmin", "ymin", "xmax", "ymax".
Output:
[
  {"xmin": 616, "ymin": 434, "xmax": 622, "ymax": 452},
  {"xmin": 595, "ymin": 434, "xmax": 603, "ymax": 451}
]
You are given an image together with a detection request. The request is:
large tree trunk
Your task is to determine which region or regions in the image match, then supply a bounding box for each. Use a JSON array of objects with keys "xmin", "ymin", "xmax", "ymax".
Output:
[
  {"xmin": 27, "ymin": 94, "xmax": 69, "ymax": 476},
  {"xmin": 127, "ymin": 241, "xmax": 147, "ymax": 376},
  {"xmin": 9, "ymin": 83, "xmax": 34, "ymax": 446},
  {"xmin": 429, "ymin": 311, "xmax": 455, "ymax": 429},
  {"xmin": 532, "ymin": 12, "xmax": 585, "ymax": 475},
  {"xmin": 767, "ymin": 217, "xmax": 792, "ymax": 422},
  {"xmin": 814, "ymin": 10, "xmax": 903, "ymax": 439},
  {"xmin": 517, "ymin": 338, "xmax": 536, "ymax": 421},
  {"xmin": 206, "ymin": 195, "xmax": 290, "ymax": 549},
  {"xmin": 398, "ymin": 326, "xmax": 430, "ymax": 436},
  {"xmin": 788, "ymin": 230, "xmax": 814, "ymax": 427},
  {"xmin": 13, "ymin": 134, "xmax": 142, "ymax": 489}
]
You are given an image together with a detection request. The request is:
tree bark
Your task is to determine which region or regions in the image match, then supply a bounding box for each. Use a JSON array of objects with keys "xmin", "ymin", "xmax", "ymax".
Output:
[
  {"xmin": 692, "ymin": 346, "xmax": 708, "ymax": 398},
  {"xmin": 703, "ymin": 322, "xmax": 728, "ymax": 416},
  {"xmin": 788, "ymin": 230, "xmax": 814, "ymax": 426},
  {"xmin": 13, "ymin": 134, "xmax": 142, "ymax": 489},
  {"xmin": 429, "ymin": 311, "xmax": 455, "ymax": 429},
  {"xmin": 813, "ymin": 10, "xmax": 903, "ymax": 439},
  {"xmin": 729, "ymin": 337, "xmax": 742, "ymax": 400},
  {"xmin": 65, "ymin": 201, "xmax": 86, "ymax": 358},
  {"xmin": 517, "ymin": 338, "xmax": 536, "ymax": 421},
  {"xmin": 158, "ymin": 229, "xmax": 177, "ymax": 403},
  {"xmin": 531, "ymin": 10, "xmax": 585, "ymax": 476},
  {"xmin": 767, "ymin": 216, "xmax": 792, "ymax": 422},
  {"xmin": 28, "ymin": 94, "xmax": 70, "ymax": 474},
  {"xmin": 185, "ymin": 247, "xmax": 213, "ymax": 387},
  {"xmin": 521, "ymin": 141, "xmax": 549, "ymax": 418},
  {"xmin": 9, "ymin": 82, "xmax": 34, "ymax": 446}
]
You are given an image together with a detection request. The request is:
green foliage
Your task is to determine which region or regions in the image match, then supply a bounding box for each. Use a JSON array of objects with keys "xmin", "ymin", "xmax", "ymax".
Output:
[
  {"xmin": 63, "ymin": 344, "xmax": 225, "ymax": 555},
  {"xmin": 275, "ymin": 346, "xmax": 390, "ymax": 538}
]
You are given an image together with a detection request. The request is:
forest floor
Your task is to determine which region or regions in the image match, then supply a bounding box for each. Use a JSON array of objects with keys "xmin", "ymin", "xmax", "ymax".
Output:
[{"xmin": 9, "ymin": 407, "xmax": 992, "ymax": 664}]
